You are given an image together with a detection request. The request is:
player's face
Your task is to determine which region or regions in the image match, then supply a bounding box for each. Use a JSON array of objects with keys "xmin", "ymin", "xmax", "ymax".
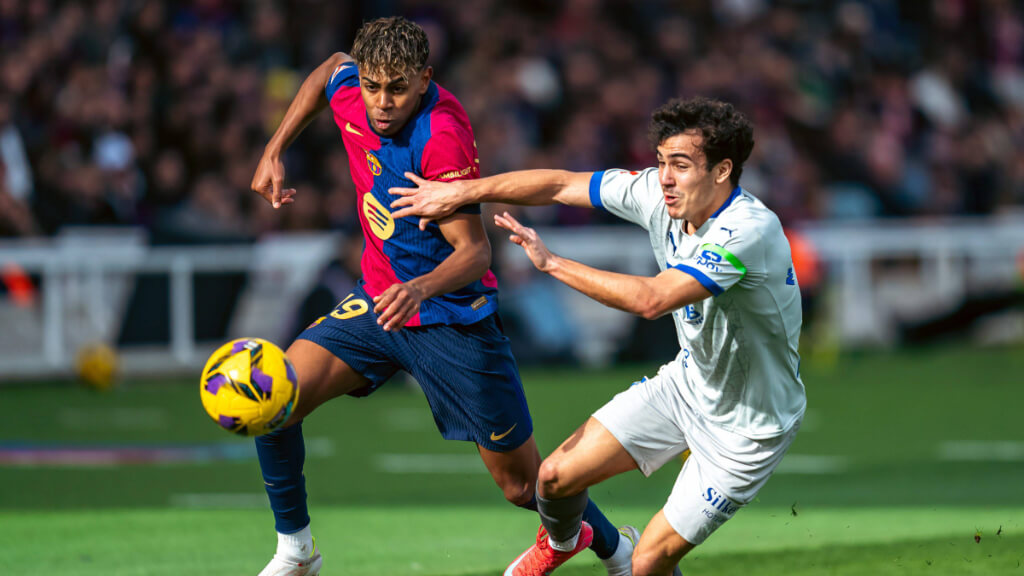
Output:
[
  {"xmin": 656, "ymin": 131, "xmax": 732, "ymax": 223},
  {"xmin": 359, "ymin": 66, "xmax": 433, "ymax": 137}
]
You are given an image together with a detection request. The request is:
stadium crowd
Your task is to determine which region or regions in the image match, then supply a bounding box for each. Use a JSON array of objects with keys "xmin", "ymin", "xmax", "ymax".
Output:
[{"xmin": 1, "ymin": 0, "xmax": 1023, "ymax": 242}]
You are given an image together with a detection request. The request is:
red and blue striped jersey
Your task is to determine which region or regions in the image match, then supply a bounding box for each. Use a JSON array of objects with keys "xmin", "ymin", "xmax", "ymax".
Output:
[{"xmin": 325, "ymin": 62, "xmax": 498, "ymax": 326}]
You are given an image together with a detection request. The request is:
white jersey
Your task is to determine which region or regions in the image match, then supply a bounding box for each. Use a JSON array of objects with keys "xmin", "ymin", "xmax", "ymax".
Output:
[{"xmin": 590, "ymin": 168, "xmax": 806, "ymax": 439}]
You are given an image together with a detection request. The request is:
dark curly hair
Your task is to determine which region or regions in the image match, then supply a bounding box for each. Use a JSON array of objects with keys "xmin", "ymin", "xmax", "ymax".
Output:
[
  {"xmin": 351, "ymin": 17, "xmax": 430, "ymax": 79},
  {"xmin": 648, "ymin": 97, "xmax": 754, "ymax": 188}
]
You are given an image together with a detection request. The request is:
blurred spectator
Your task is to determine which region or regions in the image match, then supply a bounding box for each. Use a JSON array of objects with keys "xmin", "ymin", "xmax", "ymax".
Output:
[
  {"xmin": 783, "ymin": 226, "xmax": 822, "ymax": 328},
  {"xmin": 0, "ymin": 0, "xmax": 1021, "ymax": 244},
  {"xmin": 0, "ymin": 92, "xmax": 38, "ymax": 236},
  {"xmin": 155, "ymin": 172, "xmax": 249, "ymax": 243},
  {"xmin": 0, "ymin": 95, "xmax": 33, "ymax": 204},
  {"xmin": 0, "ymin": 161, "xmax": 38, "ymax": 237}
]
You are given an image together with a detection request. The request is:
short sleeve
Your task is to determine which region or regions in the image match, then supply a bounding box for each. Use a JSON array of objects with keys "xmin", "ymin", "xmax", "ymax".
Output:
[
  {"xmin": 672, "ymin": 217, "xmax": 766, "ymax": 296},
  {"xmin": 421, "ymin": 127, "xmax": 482, "ymax": 214},
  {"xmin": 325, "ymin": 62, "xmax": 359, "ymax": 101},
  {"xmin": 591, "ymin": 168, "xmax": 662, "ymax": 230}
]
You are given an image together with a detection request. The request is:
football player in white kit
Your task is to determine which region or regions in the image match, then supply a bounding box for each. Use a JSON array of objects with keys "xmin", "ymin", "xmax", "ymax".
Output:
[{"xmin": 391, "ymin": 96, "xmax": 806, "ymax": 576}]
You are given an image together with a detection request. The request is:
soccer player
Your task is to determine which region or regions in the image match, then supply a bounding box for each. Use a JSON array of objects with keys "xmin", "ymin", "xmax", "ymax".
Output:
[
  {"xmin": 248, "ymin": 17, "xmax": 632, "ymax": 576},
  {"xmin": 390, "ymin": 97, "xmax": 807, "ymax": 576}
]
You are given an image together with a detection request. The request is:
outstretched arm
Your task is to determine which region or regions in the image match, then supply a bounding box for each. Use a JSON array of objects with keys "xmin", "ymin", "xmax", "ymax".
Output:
[
  {"xmin": 390, "ymin": 169, "xmax": 595, "ymax": 230},
  {"xmin": 251, "ymin": 52, "xmax": 352, "ymax": 208},
  {"xmin": 494, "ymin": 211, "xmax": 711, "ymax": 319}
]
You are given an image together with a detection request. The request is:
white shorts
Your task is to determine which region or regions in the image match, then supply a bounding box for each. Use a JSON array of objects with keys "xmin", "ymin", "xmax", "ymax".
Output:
[{"xmin": 592, "ymin": 369, "xmax": 800, "ymax": 545}]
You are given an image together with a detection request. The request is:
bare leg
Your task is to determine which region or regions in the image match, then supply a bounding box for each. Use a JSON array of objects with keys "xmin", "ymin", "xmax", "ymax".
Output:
[
  {"xmin": 533, "ymin": 417, "xmax": 638, "ymax": 551},
  {"xmin": 538, "ymin": 417, "xmax": 639, "ymax": 499},
  {"xmin": 477, "ymin": 435, "xmax": 542, "ymax": 507},
  {"xmin": 631, "ymin": 510, "xmax": 694, "ymax": 576},
  {"xmin": 281, "ymin": 339, "xmax": 373, "ymax": 427}
]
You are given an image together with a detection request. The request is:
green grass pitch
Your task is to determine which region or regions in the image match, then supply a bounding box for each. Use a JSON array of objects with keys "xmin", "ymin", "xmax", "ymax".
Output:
[{"xmin": 1, "ymin": 346, "xmax": 1022, "ymax": 575}]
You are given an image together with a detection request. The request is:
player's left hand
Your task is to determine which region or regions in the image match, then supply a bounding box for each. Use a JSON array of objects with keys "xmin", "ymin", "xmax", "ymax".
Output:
[
  {"xmin": 494, "ymin": 211, "xmax": 557, "ymax": 273},
  {"xmin": 373, "ymin": 282, "xmax": 426, "ymax": 332}
]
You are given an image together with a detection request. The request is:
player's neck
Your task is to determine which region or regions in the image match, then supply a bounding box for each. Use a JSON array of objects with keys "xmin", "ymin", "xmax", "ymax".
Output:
[{"xmin": 685, "ymin": 184, "xmax": 735, "ymax": 234}]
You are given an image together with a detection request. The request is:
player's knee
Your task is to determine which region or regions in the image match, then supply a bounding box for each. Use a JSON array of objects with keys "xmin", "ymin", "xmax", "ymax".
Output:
[
  {"xmin": 491, "ymin": 469, "xmax": 535, "ymax": 507},
  {"xmin": 537, "ymin": 457, "xmax": 578, "ymax": 498},
  {"xmin": 501, "ymin": 480, "xmax": 535, "ymax": 508}
]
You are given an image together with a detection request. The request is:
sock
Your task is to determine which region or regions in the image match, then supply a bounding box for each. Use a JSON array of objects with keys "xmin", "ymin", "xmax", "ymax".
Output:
[
  {"xmin": 600, "ymin": 530, "xmax": 632, "ymax": 568},
  {"xmin": 583, "ymin": 497, "xmax": 620, "ymax": 559},
  {"xmin": 277, "ymin": 524, "xmax": 314, "ymax": 559},
  {"xmin": 550, "ymin": 531, "xmax": 580, "ymax": 551},
  {"xmin": 255, "ymin": 422, "xmax": 310, "ymax": 534},
  {"xmin": 537, "ymin": 489, "xmax": 590, "ymax": 550}
]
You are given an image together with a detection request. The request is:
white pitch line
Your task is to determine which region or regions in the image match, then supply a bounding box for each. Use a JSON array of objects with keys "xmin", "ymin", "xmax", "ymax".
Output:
[
  {"xmin": 374, "ymin": 453, "xmax": 849, "ymax": 475},
  {"xmin": 304, "ymin": 437, "xmax": 335, "ymax": 459},
  {"xmin": 374, "ymin": 453, "xmax": 488, "ymax": 474},
  {"xmin": 58, "ymin": 407, "xmax": 168, "ymax": 431},
  {"xmin": 774, "ymin": 454, "xmax": 849, "ymax": 474},
  {"xmin": 169, "ymin": 493, "xmax": 267, "ymax": 509},
  {"xmin": 938, "ymin": 441, "xmax": 1024, "ymax": 461}
]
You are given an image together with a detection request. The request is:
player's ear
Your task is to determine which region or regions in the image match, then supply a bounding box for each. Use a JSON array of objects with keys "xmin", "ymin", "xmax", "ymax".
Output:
[
  {"xmin": 418, "ymin": 66, "xmax": 433, "ymax": 94},
  {"xmin": 714, "ymin": 159, "xmax": 733, "ymax": 185}
]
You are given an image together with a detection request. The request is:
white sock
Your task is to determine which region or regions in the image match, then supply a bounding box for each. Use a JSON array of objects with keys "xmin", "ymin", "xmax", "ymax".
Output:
[
  {"xmin": 277, "ymin": 525, "xmax": 313, "ymax": 559},
  {"xmin": 548, "ymin": 529, "xmax": 580, "ymax": 552},
  {"xmin": 601, "ymin": 531, "xmax": 632, "ymax": 566}
]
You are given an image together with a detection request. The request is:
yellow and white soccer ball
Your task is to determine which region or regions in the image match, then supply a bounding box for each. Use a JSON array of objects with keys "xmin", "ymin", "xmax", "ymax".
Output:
[
  {"xmin": 199, "ymin": 338, "xmax": 299, "ymax": 436},
  {"xmin": 74, "ymin": 342, "xmax": 119, "ymax": 391}
]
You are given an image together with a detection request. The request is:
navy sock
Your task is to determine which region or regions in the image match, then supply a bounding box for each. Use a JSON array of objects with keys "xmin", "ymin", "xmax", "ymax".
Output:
[
  {"xmin": 517, "ymin": 494, "xmax": 538, "ymax": 511},
  {"xmin": 255, "ymin": 422, "xmax": 310, "ymax": 534},
  {"xmin": 583, "ymin": 498, "xmax": 620, "ymax": 559}
]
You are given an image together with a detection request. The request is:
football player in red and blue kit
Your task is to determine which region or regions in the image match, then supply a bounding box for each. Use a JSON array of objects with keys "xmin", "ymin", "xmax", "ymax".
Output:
[{"xmin": 247, "ymin": 17, "xmax": 632, "ymax": 576}]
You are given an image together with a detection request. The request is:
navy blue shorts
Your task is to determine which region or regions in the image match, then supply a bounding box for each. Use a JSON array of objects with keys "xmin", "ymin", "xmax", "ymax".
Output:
[{"xmin": 296, "ymin": 284, "xmax": 533, "ymax": 452}]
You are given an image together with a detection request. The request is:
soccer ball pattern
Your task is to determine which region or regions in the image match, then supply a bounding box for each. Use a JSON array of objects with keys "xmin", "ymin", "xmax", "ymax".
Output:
[{"xmin": 199, "ymin": 338, "xmax": 299, "ymax": 436}]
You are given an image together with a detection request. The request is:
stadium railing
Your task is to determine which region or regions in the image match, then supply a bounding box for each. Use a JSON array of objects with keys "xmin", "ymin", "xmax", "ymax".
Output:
[
  {"xmin": 0, "ymin": 215, "xmax": 1022, "ymax": 379},
  {"xmin": 0, "ymin": 228, "xmax": 340, "ymax": 379}
]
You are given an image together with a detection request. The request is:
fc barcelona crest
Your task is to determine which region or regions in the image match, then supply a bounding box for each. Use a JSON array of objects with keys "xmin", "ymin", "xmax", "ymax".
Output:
[{"xmin": 365, "ymin": 150, "xmax": 382, "ymax": 176}]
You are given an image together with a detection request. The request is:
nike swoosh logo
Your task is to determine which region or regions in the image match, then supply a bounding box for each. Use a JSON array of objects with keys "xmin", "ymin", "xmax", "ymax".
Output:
[
  {"xmin": 490, "ymin": 423, "xmax": 518, "ymax": 442},
  {"xmin": 345, "ymin": 122, "xmax": 364, "ymax": 137},
  {"xmin": 329, "ymin": 64, "xmax": 344, "ymax": 85}
]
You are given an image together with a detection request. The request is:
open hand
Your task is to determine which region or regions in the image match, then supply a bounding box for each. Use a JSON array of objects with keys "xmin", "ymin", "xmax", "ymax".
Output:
[
  {"xmin": 493, "ymin": 211, "xmax": 556, "ymax": 273},
  {"xmin": 390, "ymin": 172, "xmax": 466, "ymax": 230}
]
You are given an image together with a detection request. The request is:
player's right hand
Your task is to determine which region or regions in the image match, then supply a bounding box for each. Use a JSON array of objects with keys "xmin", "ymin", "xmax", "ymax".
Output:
[
  {"xmin": 372, "ymin": 281, "xmax": 426, "ymax": 332},
  {"xmin": 251, "ymin": 150, "xmax": 297, "ymax": 209},
  {"xmin": 494, "ymin": 211, "xmax": 557, "ymax": 273},
  {"xmin": 389, "ymin": 172, "xmax": 464, "ymax": 230}
]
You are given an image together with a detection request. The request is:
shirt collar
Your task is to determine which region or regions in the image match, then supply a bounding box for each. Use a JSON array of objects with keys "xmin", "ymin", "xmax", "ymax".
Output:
[{"xmin": 710, "ymin": 186, "xmax": 742, "ymax": 218}]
